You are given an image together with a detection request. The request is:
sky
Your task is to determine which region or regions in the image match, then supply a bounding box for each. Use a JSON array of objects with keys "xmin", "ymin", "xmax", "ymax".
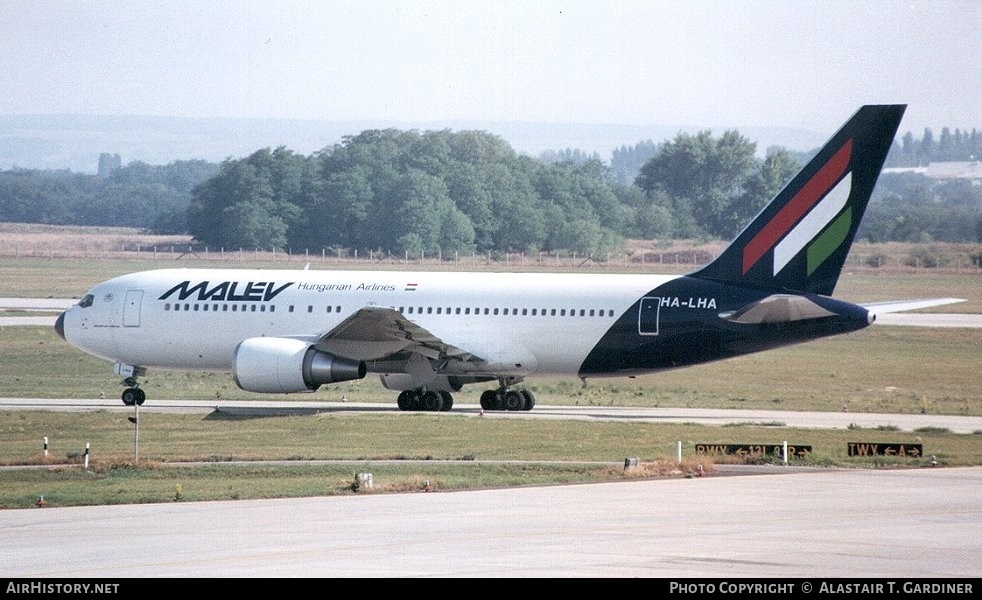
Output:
[{"xmin": 2, "ymin": 0, "xmax": 980, "ymax": 135}]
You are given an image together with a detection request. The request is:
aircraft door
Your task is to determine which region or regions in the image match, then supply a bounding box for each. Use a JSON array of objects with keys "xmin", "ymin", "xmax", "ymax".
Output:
[
  {"xmin": 638, "ymin": 297, "xmax": 661, "ymax": 335},
  {"xmin": 123, "ymin": 290, "xmax": 143, "ymax": 327}
]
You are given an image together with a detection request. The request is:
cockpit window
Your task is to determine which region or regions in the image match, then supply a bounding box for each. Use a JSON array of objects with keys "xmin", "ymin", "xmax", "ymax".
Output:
[{"xmin": 78, "ymin": 294, "xmax": 94, "ymax": 308}]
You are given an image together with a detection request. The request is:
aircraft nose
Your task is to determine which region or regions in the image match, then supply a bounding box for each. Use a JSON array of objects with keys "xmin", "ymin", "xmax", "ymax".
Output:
[{"xmin": 55, "ymin": 311, "xmax": 66, "ymax": 340}]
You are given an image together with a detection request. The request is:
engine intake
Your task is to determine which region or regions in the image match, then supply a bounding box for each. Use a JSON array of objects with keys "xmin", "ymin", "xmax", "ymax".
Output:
[{"xmin": 233, "ymin": 337, "xmax": 366, "ymax": 393}]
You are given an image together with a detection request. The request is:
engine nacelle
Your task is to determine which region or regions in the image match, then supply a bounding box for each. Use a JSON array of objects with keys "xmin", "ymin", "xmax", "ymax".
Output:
[{"xmin": 233, "ymin": 337, "xmax": 366, "ymax": 393}]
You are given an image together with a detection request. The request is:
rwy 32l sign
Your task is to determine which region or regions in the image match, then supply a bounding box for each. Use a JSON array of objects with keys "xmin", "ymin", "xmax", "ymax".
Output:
[{"xmin": 694, "ymin": 444, "xmax": 812, "ymax": 458}]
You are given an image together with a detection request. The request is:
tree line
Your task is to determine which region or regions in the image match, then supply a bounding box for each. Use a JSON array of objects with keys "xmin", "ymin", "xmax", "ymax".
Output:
[
  {"xmin": 0, "ymin": 127, "xmax": 978, "ymax": 251},
  {"xmin": 0, "ymin": 159, "xmax": 217, "ymax": 233}
]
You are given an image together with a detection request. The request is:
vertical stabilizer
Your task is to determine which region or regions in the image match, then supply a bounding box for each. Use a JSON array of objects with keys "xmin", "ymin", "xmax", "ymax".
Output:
[{"xmin": 693, "ymin": 105, "xmax": 905, "ymax": 295}]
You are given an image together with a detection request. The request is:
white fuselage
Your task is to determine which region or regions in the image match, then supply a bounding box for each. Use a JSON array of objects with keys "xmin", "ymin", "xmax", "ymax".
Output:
[{"xmin": 60, "ymin": 268, "xmax": 676, "ymax": 377}]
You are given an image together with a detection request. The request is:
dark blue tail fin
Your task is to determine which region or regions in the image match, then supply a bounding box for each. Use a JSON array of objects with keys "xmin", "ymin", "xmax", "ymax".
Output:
[{"xmin": 693, "ymin": 105, "xmax": 905, "ymax": 295}]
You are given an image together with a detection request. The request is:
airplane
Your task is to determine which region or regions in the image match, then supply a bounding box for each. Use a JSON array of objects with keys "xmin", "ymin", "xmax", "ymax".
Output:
[{"xmin": 54, "ymin": 104, "xmax": 960, "ymax": 412}]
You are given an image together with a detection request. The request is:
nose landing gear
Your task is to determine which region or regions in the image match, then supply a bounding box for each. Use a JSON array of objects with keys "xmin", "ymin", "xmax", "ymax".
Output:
[
  {"xmin": 121, "ymin": 383, "xmax": 146, "ymax": 406},
  {"xmin": 117, "ymin": 365, "xmax": 147, "ymax": 406}
]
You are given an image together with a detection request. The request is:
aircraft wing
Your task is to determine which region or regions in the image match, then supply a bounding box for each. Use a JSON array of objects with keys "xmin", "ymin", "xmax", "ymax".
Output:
[
  {"xmin": 861, "ymin": 298, "xmax": 965, "ymax": 314},
  {"xmin": 311, "ymin": 306, "xmax": 482, "ymax": 363}
]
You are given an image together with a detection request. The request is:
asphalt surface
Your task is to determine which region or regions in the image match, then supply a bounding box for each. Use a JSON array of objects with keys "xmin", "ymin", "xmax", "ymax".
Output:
[
  {"xmin": 2, "ymin": 398, "xmax": 981, "ymax": 434},
  {"xmin": 2, "ymin": 467, "xmax": 979, "ymax": 578}
]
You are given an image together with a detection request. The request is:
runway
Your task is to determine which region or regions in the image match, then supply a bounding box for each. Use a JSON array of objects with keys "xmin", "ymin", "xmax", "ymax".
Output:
[
  {"xmin": 2, "ymin": 467, "xmax": 979, "ymax": 578},
  {"xmin": 3, "ymin": 398, "xmax": 981, "ymax": 434}
]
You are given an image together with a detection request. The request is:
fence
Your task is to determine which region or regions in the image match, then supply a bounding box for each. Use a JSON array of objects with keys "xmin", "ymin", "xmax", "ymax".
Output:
[{"xmin": 0, "ymin": 239, "xmax": 978, "ymax": 272}]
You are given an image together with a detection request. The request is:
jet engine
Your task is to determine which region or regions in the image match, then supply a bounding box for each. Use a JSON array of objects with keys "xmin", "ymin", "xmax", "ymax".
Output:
[{"xmin": 233, "ymin": 337, "xmax": 366, "ymax": 393}]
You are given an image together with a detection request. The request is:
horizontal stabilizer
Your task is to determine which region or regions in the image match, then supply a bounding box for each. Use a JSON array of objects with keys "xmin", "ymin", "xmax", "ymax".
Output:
[
  {"xmin": 861, "ymin": 298, "xmax": 965, "ymax": 314},
  {"xmin": 719, "ymin": 294, "xmax": 837, "ymax": 324}
]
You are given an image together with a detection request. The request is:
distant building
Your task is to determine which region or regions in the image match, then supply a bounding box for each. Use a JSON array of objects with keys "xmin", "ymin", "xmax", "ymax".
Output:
[
  {"xmin": 883, "ymin": 161, "xmax": 982, "ymax": 183},
  {"xmin": 97, "ymin": 153, "xmax": 122, "ymax": 177}
]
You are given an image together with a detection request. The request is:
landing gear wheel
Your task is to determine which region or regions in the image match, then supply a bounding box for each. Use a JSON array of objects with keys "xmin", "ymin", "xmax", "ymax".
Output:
[
  {"xmin": 421, "ymin": 391, "xmax": 443, "ymax": 412},
  {"xmin": 122, "ymin": 387, "xmax": 145, "ymax": 406},
  {"xmin": 397, "ymin": 390, "xmax": 416, "ymax": 411},
  {"xmin": 520, "ymin": 390, "xmax": 535, "ymax": 411},
  {"xmin": 491, "ymin": 390, "xmax": 506, "ymax": 411},
  {"xmin": 505, "ymin": 390, "xmax": 526, "ymax": 411},
  {"xmin": 480, "ymin": 390, "xmax": 496, "ymax": 410},
  {"xmin": 438, "ymin": 391, "xmax": 454, "ymax": 412}
]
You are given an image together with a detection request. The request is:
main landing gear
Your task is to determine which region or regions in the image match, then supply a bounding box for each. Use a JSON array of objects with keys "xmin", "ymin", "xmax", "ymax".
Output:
[
  {"xmin": 395, "ymin": 382, "xmax": 536, "ymax": 413},
  {"xmin": 479, "ymin": 387, "xmax": 535, "ymax": 412},
  {"xmin": 397, "ymin": 389, "xmax": 455, "ymax": 412}
]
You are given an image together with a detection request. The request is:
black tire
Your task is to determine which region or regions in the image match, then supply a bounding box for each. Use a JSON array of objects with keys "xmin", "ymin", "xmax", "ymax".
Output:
[
  {"xmin": 134, "ymin": 388, "xmax": 146, "ymax": 406},
  {"xmin": 421, "ymin": 391, "xmax": 443, "ymax": 412},
  {"xmin": 520, "ymin": 390, "xmax": 535, "ymax": 411},
  {"xmin": 480, "ymin": 389, "xmax": 495, "ymax": 410},
  {"xmin": 122, "ymin": 388, "xmax": 138, "ymax": 406},
  {"xmin": 397, "ymin": 390, "xmax": 415, "ymax": 411},
  {"xmin": 491, "ymin": 390, "xmax": 507, "ymax": 411},
  {"xmin": 438, "ymin": 391, "xmax": 453, "ymax": 412},
  {"xmin": 505, "ymin": 390, "xmax": 525, "ymax": 411}
]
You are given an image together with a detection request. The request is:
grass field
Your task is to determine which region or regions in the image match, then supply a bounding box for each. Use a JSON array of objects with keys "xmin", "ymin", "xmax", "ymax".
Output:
[
  {"xmin": 1, "ymin": 410, "xmax": 977, "ymax": 509},
  {"xmin": 0, "ymin": 234, "xmax": 978, "ymax": 509}
]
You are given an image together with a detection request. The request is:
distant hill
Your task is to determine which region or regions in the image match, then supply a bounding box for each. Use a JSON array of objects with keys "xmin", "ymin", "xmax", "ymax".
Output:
[{"xmin": 0, "ymin": 114, "xmax": 826, "ymax": 174}]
